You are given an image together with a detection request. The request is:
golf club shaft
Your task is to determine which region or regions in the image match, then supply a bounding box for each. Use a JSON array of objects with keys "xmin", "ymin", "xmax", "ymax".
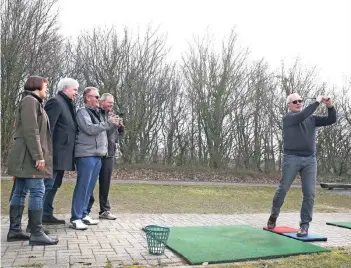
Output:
[{"xmin": 305, "ymin": 97, "xmax": 330, "ymax": 101}]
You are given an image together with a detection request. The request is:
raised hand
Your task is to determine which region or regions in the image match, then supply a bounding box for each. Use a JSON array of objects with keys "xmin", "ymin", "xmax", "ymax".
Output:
[
  {"xmin": 118, "ymin": 118, "xmax": 124, "ymax": 127},
  {"xmin": 324, "ymin": 97, "xmax": 334, "ymax": 108},
  {"xmin": 316, "ymin": 95, "xmax": 324, "ymax": 103},
  {"xmin": 109, "ymin": 115, "xmax": 120, "ymax": 126}
]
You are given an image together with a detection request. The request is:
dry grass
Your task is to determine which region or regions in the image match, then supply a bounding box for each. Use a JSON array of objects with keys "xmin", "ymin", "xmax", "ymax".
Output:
[
  {"xmin": 1, "ymin": 180, "xmax": 350, "ymax": 215},
  {"xmin": 211, "ymin": 247, "xmax": 351, "ymax": 268}
]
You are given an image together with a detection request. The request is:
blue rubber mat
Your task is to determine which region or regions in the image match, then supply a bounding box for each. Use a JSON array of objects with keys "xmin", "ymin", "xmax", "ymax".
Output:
[
  {"xmin": 263, "ymin": 225, "xmax": 327, "ymax": 242},
  {"xmin": 282, "ymin": 232, "xmax": 327, "ymax": 242}
]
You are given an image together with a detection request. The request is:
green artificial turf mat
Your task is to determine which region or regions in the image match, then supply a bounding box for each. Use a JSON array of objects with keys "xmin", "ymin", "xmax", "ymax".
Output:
[
  {"xmin": 326, "ymin": 222, "xmax": 351, "ymax": 229},
  {"xmin": 165, "ymin": 225, "xmax": 329, "ymax": 264}
]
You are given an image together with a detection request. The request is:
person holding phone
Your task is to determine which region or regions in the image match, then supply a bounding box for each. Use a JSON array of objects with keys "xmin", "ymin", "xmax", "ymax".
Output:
[{"xmin": 87, "ymin": 93, "xmax": 125, "ymax": 220}]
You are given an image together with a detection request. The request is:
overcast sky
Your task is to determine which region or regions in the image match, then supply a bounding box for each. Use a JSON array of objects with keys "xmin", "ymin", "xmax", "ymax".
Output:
[{"xmin": 58, "ymin": 0, "xmax": 350, "ymax": 89}]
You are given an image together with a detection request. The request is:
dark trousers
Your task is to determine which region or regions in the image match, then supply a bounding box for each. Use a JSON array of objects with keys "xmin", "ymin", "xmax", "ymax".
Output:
[
  {"xmin": 87, "ymin": 157, "xmax": 113, "ymax": 214},
  {"xmin": 271, "ymin": 154, "xmax": 317, "ymax": 228},
  {"xmin": 43, "ymin": 170, "xmax": 64, "ymax": 218}
]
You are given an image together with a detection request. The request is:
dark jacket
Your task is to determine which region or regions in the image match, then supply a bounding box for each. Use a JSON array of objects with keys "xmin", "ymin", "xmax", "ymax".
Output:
[
  {"xmin": 100, "ymin": 109, "xmax": 125, "ymax": 158},
  {"xmin": 75, "ymin": 105, "xmax": 115, "ymax": 158},
  {"xmin": 44, "ymin": 91, "xmax": 77, "ymax": 171},
  {"xmin": 7, "ymin": 91, "xmax": 53, "ymax": 178},
  {"xmin": 283, "ymin": 102, "xmax": 337, "ymax": 156}
]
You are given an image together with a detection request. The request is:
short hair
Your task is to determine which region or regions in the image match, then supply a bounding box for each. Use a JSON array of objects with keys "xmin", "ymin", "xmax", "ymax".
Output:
[
  {"xmin": 83, "ymin": 87, "xmax": 99, "ymax": 103},
  {"xmin": 57, "ymin": 78, "xmax": 79, "ymax": 92},
  {"xmin": 286, "ymin": 96, "xmax": 291, "ymax": 105},
  {"xmin": 24, "ymin": 76, "xmax": 48, "ymax": 91},
  {"xmin": 100, "ymin": 93, "xmax": 114, "ymax": 101},
  {"xmin": 286, "ymin": 93, "xmax": 300, "ymax": 105}
]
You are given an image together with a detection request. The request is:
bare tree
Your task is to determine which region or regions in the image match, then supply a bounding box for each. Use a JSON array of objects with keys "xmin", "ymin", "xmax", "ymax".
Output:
[
  {"xmin": 2, "ymin": 3, "xmax": 349, "ymax": 179},
  {"xmin": 316, "ymin": 82, "xmax": 351, "ymax": 176},
  {"xmin": 182, "ymin": 30, "xmax": 248, "ymax": 168},
  {"xmin": 72, "ymin": 26, "xmax": 172, "ymax": 163},
  {"xmin": 1, "ymin": 0, "xmax": 63, "ymax": 162}
]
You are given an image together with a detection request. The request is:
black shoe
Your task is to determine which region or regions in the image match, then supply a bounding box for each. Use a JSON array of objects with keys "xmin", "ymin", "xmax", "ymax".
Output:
[
  {"xmin": 297, "ymin": 227, "xmax": 308, "ymax": 237},
  {"xmin": 29, "ymin": 231, "xmax": 58, "ymax": 245},
  {"xmin": 28, "ymin": 209, "xmax": 59, "ymax": 246},
  {"xmin": 7, "ymin": 205, "xmax": 30, "ymax": 242},
  {"xmin": 7, "ymin": 231, "xmax": 30, "ymax": 242},
  {"xmin": 42, "ymin": 215, "xmax": 65, "ymax": 225},
  {"xmin": 267, "ymin": 215, "xmax": 277, "ymax": 229}
]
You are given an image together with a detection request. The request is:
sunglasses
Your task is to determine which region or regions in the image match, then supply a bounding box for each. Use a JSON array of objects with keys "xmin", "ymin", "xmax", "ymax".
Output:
[
  {"xmin": 291, "ymin": 99, "xmax": 303, "ymax": 104},
  {"xmin": 88, "ymin": 95, "xmax": 100, "ymax": 99}
]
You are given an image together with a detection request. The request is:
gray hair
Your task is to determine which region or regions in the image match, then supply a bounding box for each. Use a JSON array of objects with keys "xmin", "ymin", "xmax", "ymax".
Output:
[
  {"xmin": 286, "ymin": 96, "xmax": 291, "ymax": 105},
  {"xmin": 286, "ymin": 93, "xmax": 301, "ymax": 105},
  {"xmin": 100, "ymin": 93, "xmax": 114, "ymax": 101},
  {"xmin": 83, "ymin": 87, "xmax": 99, "ymax": 103},
  {"xmin": 57, "ymin": 78, "xmax": 79, "ymax": 92}
]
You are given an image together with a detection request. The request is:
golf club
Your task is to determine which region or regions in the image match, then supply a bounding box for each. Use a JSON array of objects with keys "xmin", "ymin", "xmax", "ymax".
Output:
[{"xmin": 305, "ymin": 97, "xmax": 330, "ymax": 101}]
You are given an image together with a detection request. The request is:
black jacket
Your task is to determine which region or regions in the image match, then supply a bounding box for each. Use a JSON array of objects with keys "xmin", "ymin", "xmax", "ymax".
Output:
[{"xmin": 44, "ymin": 91, "xmax": 77, "ymax": 170}]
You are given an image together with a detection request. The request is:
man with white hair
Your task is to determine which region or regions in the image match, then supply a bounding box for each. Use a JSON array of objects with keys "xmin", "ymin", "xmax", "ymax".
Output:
[
  {"xmin": 42, "ymin": 78, "xmax": 79, "ymax": 225},
  {"xmin": 267, "ymin": 93, "xmax": 336, "ymax": 237}
]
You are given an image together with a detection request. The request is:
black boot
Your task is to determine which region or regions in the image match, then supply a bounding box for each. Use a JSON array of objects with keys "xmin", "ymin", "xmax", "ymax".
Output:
[
  {"xmin": 7, "ymin": 205, "xmax": 30, "ymax": 242},
  {"xmin": 26, "ymin": 211, "xmax": 50, "ymax": 235},
  {"xmin": 25, "ymin": 225, "xmax": 50, "ymax": 235},
  {"xmin": 28, "ymin": 209, "xmax": 58, "ymax": 246}
]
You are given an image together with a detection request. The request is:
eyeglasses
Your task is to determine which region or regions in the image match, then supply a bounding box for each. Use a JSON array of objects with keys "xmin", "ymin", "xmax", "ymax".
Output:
[
  {"xmin": 88, "ymin": 95, "xmax": 99, "ymax": 100},
  {"xmin": 291, "ymin": 99, "xmax": 303, "ymax": 104}
]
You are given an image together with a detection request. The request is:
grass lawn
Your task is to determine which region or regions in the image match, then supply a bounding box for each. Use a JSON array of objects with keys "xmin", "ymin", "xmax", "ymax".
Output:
[
  {"xmin": 1, "ymin": 180, "xmax": 351, "ymax": 268},
  {"xmin": 1, "ymin": 180, "xmax": 350, "ymax": 215},
  {"xmin": 111, "ymin": 248, "xmax": 351, "ymax": 268},
  {"xmin": 210, "ymin": 247, "xmax": 351, "ymax": 268}
]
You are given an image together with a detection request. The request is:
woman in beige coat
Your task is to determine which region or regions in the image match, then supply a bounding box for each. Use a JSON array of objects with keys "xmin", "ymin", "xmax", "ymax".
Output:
[{"xmin": 7, "ymin": 75, "xmax": 58, "ymax": 245}]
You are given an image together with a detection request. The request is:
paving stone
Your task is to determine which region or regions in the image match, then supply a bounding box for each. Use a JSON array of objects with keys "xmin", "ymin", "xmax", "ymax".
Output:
[
  {"xmin": 13, "ymin": 257, "xmax": 30, "ymax": 265},
  {"xmin": 94, "ymin": 255, "xmax": 109, "ymax": 263},
  {"xmin": 56, "ymin": 255, "xmax": 70, "ymax": 263},
  {"xmin": 1, "ymin": 212, "xmax": 351, "ymax": 267},
  {"xmin": 69, "ymin": 256, "xmax": 96, "ymax": 263},
  {"xmin": 67, "ymin": 243, "xmax": 80, "ymax": 250},
  {"xmin": 43, "ymin": 265, "xmax": 69, "ymax": 268},
  {"xmin": 0, "ymin": 260, "xmax": 14, "ymax": 268}
]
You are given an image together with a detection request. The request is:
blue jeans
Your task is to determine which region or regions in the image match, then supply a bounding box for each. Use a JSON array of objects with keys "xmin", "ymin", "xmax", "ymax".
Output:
[
  {"xmin": 9, "ymin": 180, "xmax": 28, "ymax": 205},
  {"xmin": 10, "ymin": 178, "xmax": 45, "ymax": 209},
  {"xmin": 271, "ymin": 154, "xmax": 317, "ymax": 228},
  {"xmin": 70, "ymin": 157, "xmax": 102, "ymax": 222},
  {"xmin": 43, "ymin": 170, "xmax": 64, "ymax": 218}
]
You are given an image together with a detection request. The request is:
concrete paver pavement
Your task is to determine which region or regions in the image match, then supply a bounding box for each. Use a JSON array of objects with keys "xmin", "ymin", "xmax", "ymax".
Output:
[{"xmin": 1, "ymin": 212, "xmax": 351, "ymax": 267}]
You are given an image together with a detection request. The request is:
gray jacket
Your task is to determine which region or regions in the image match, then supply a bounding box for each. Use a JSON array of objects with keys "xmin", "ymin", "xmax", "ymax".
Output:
[
  {"xmin": 100, "ymin": 109, "xmax": 125, "ymax": 158},
  {"xmin": 75, "ymin": 105, "xmax": 114, "ymax": 158}
]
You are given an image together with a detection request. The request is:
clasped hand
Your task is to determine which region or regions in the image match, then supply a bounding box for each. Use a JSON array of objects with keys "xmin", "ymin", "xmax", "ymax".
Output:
[{"xmin": 316, "ymin": 95, "xmax": 333, "ymax": 108}]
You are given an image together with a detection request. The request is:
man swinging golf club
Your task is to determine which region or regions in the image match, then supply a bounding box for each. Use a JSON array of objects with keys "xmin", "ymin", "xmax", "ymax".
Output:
[{"xmin": 267, "ymin": 93, "xmax": 337, "ymax": 237}]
